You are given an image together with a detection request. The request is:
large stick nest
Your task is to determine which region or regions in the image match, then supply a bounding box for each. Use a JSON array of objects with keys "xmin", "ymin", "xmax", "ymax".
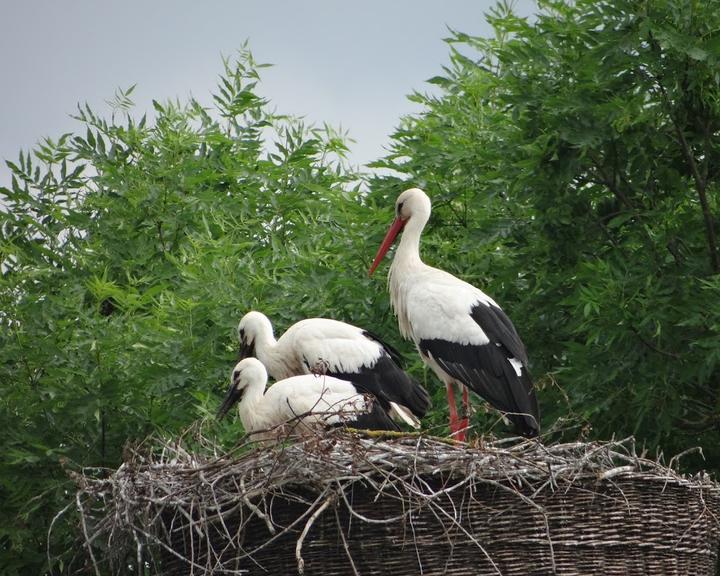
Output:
[{"xmin": 63, "ymin": 428, "xmax": 720, "ymax": 575}]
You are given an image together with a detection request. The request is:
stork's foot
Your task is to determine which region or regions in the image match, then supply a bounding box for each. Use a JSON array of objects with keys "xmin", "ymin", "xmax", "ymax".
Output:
[
  {"xmin": 458, "ymin": 416, "xmax": 469, "ymax": 431},
  {"xmin": 448, "ymin": 418, "xmax": 467, "ymax": 442},
  {"xmin": 455, "ymin": 418, "xmax": 469, "ymax": 442}
]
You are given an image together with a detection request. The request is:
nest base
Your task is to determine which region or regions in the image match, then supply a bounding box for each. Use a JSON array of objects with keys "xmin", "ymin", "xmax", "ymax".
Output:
[{"xmin": 72, "ymin": 431, "xmax": 720, "ymax": 575}]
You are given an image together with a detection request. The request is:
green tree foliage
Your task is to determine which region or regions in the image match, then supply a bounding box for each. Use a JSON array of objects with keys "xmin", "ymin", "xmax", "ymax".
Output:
[
  {"xmin": 370, "ymin": 0, "xmax": 720, "ymax": 470},
  {"xmin": 0, "ymin": 51, "xmax": 410, "ymax": 574}
]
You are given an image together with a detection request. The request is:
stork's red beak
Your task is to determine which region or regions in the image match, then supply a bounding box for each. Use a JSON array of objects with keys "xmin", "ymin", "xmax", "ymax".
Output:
[{"xmin": 369, "ymin": 217, "xmax": 407, "ymax": 276}]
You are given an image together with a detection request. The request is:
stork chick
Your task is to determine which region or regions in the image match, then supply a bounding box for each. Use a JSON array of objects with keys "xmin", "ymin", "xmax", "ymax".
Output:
[{"xmin": 217, "ymin": 358, "xmax": 399, "ymax": 439}]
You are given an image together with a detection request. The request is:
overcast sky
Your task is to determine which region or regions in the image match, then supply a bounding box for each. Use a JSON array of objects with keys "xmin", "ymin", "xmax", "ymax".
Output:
[{"xmin": 1, "ymin": 0, "xmax": 536, "ymax": 185}]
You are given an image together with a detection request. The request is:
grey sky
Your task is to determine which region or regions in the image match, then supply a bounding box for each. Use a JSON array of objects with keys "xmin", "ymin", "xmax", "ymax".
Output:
[{"xmin": 1, "ymin": 1, "xmax": 536, "ymax": 184}]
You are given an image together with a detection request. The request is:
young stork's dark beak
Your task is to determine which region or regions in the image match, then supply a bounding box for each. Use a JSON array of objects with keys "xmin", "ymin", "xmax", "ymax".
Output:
[{"xmin": 216, "ymin": 382, "xmax": 243, "ymax": 420}]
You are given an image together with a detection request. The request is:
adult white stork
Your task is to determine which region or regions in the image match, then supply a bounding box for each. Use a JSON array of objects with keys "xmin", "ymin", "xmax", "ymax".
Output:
[
  {"xmin": 236, "ymin": 311, "xmax": 431, "ymax": 428},
  {"xmin": 216, "ymin": 358, "xmax": 399, "ymax": 437},
  {"xmin": 368, "ymin": 187, "xmax": 539, "ymax": 440}
]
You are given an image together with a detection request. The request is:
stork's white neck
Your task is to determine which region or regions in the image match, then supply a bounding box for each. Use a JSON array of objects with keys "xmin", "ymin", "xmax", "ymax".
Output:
[
  {"xmin": 250, "ymin": 322, "xmax": 287, "ymax": 378},
  {"xmin": 253, "ymin": 326, "xmax": 276, "ymax": 359},
  {"xmin": 237, "ymin": 381, "xmax": 266, "ymax": 433},
  {"xmin": 389, "ymin": 210, "xmax": 430, "ymax": 340},
  {"xmin": 393, "ymin": 214, "xmax": 426, "ymax": 271}
]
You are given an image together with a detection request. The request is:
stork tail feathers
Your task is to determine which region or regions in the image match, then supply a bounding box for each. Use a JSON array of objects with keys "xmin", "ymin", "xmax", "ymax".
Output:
[{"xmin": 388, "ymin": 402, "xmax": 421, "ymax": 429}]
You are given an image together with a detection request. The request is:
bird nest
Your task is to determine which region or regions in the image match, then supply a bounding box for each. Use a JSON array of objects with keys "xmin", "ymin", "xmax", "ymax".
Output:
[{"xmin": 64, "ymin": 428, "xmax": 720, "ymax": 575}]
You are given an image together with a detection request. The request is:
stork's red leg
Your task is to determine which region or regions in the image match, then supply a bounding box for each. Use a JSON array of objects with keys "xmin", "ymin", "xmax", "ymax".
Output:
[
  {"xmin": 446, "ymin": 382, "xmax": 460, "ymax": 438},
  {"xmin": 456, "ymin": 385, "xmax": 469, "ymax": 442}
]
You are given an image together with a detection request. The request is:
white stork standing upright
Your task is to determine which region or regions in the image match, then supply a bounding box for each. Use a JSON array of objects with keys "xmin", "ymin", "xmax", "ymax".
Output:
[
  {"xmin": 368, "ymin": 188, "xmax": 539, "ymax": 441},
  {"xmin": 217, "ymin": 358, "xmax": 399, "ymax": 437},
  {"xmin": 236, "ymin": 311, "xmax": 431, "ymax": 428}
]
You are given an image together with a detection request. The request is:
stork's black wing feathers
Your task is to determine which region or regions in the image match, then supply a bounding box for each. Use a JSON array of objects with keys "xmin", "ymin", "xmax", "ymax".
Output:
[
  {"xmin": 330, "ymin": 352, "xmax": 431, "ymax": 419},
  {"xmin": 302, "ymin": 329, "xmax": 428, "ymax": 420},
  {"xmin": 471, "ymin": 302, "xmax": 528, "ymax": 364},
  {"xmin": 419, "ymin": 302, "xmax": 539, "ymax": 437},
  {"xmin": 340, "ymin": 394, "xmax": 401, "ymax": 432}
]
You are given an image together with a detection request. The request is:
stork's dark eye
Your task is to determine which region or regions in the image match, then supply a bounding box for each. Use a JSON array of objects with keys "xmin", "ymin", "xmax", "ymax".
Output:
[{"xmin": 396, "ymin": 201, "xmax": 405, "ymax": 216}]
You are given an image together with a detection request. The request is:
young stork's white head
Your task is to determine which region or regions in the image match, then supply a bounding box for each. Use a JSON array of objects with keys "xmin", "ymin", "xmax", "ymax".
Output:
[
  {"xmin": 236, "ymin": 311, "xmax": 275, "ymax": 359},
  {"xmin": 216, "ymin": 357, "xmax": 267, "ymax": 420}
]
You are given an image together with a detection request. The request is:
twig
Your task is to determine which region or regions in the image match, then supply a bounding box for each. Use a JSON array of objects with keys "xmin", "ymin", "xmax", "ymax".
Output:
[
  {"xmin": 296, "ymin": 494, "xmax": 333, "ymax": 575},
  {"xmin": 76, "ymin": 492, "xmax": 102, "ymax": 576},
  {"xmin": 333, "ymin": 506, "xmax": 361, "ymax": 576},
  {"xmin": 240, "ymin": 476, "xmax": 276, "ymax": 535},
  {"xmin": 47, "ymin": 502, "xmax": 73, "ymax": 575}
]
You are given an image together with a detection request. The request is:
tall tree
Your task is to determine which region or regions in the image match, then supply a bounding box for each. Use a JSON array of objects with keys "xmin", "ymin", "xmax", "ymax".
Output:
[
  {"xmin": 0, "ymin": 51, "xmax": 396, "ymax": 574},
  {"xmin": 370, "ymin": 0, "xmax": 720, "ymax": 469}
]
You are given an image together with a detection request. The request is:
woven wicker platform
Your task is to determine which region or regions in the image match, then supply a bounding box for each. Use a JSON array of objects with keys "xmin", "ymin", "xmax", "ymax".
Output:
[{"xmin": 71, "ymin": 430, "xmax": 720, "ymax": 575}]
